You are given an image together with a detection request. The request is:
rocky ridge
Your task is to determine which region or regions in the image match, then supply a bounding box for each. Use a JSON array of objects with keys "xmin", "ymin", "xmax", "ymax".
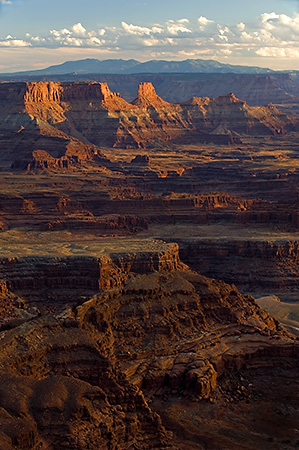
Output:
[
  {"xmin": 0, "ymin": 243, "xmax": 180, "ymax": 299},
  {"xmin": 0, "ymin": 245, "xmax": 298, "ymax": 449},
  {"xmin": 3, "ymin": 183, "xmax": 299, "ymax": 301},
  {"xmin": 178, "ymin": 238, "xmax": 299, "ymax": 299},
  {"xmin": 0, "ymin": 81, "xmax": 297, "ymax": 169},
  {"xmin": 2, "ymin": 73, "xmax": 298, "ymax": 107}
]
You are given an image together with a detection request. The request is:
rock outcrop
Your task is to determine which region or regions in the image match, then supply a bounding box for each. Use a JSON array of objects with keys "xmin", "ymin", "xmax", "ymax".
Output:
[
  {"xmin": 0, "ymin": 81, "xmax": 296, "ymax": 165},
  {"xmin": 0, "ymin": 243, "xmax": 181, "ymax": 297},
  {"xmin": 3, "ymin": 73, "xmax": 299, "ymax": 106},
  {"xmin": 0, "ymin": 75, "xmax": 299, "ymax": 450},
  {"xmin": 178, "ymin": 238, "xmax": 299, "ymax": 298},
  {"xmin": 0, "ymin": 247, "xmax": 297, "ymax": 449}
]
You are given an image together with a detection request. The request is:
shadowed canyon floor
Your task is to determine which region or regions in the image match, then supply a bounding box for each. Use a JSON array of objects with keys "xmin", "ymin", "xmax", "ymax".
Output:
[{"xmin": 0, "ymin": 80, "xmax": 299, "ymax": 449}]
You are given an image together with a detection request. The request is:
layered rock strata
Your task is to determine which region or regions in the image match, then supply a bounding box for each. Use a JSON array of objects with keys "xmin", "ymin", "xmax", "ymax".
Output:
[
  {"xmin": 0, "ymin": 81, "xmax": 296, "ymax": 168},
  {"xmin": 2, "ymin": 73, "xmax": 299, "ymax": 107},
  {"xmin": 178, "ymin": 238, "xmax": 299, "ymax": 298},
  {"xmin": 2, "ymin": 188, "xmax": 299, "ymax": 232},
  {"xmin": 0, "ymin": 243, "xmax": 180, "ymax": 297},
  {"xmin": 0, "ymin": 247, "xmax": 298, "ymax": 449}
]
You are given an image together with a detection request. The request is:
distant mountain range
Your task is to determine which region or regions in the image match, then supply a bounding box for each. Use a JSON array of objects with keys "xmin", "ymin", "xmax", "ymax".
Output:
[{"xmin": 0, "ymin": 58, "xmax": 276, "ymax": 76}]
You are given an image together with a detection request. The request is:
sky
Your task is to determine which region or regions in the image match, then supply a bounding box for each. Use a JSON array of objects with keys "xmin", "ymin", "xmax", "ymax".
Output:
[{"xmin": 0, "ymin": 0, "xmax": 299, "ymax": 72}]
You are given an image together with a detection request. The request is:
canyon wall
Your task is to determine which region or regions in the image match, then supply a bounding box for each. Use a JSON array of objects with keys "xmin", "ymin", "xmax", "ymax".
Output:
[
  {"xmin": 0, "ymin": 247, "xmax": 297, "ymax": 449},
  {"xmin": 0, "ymin": 81, "xmax": 297, "ymax": 170},
  {"xmin": 3, "ymin": 73, "xmax": 299, "ymax": 106},
  {"xmin": 178, "ymin": 238, "xmax": 299, "ymax": 298},
  {"xmin": 0, "ymin": 243, "xmax": 181, "ymax": 295}
]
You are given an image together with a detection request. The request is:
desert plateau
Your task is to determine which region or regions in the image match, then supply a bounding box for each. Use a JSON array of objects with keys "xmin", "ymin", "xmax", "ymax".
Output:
[{"xmin": 0, "ymin": 63, "xmax": 299, "ymax": 449}]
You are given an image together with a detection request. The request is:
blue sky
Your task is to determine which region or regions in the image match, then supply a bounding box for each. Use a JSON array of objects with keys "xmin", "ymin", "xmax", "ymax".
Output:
[{"xmin": 0, "ymin": 0, "xmax": 299, "ymax": 72}]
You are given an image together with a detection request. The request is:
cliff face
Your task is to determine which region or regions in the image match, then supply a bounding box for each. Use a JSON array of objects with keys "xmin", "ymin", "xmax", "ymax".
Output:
[
  {"xmin": 0, "ymin": 81, "xmax": 296, "ymax": 167},
  {"xmin": 178, "ymin": 238, "xmax": 299, "ymax": 298},
  {"xmin": 3, "ymin": 73, "xmax": 298, "ymax": 106},
  {"xmin": 0, "ymin": 249, "xmax": 297, "ymax": 449},
  {"xmin": 0, "ymin": 82, "xmax": 108, "ymax": 171},
  {"xmin": 0, "ymin": 243, "xmax": 181, "ymax": 296}
]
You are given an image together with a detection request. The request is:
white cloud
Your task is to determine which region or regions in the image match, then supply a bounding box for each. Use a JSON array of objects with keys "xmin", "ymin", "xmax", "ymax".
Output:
[
  {"xmin": 1, "ymin": 12, "xmax": 299, "ymax": 69},
  {"xmin": 72, "ymin": 23, "xmax": 86, "ymax": 36},
  {"xmin": 165, "ymin": 37, "xmax": 175, "ymax": 45},
  {"xmin": 64, "ymin": 36, "xmax": 83, "ymax": 46},
  {"xmin": 237, "ymin": 23, "xmax": 245, "ymax": 32},
  {"xmin": 198, "ymin": 16, "xmax": 214, "ymax": 29},
  {"xmin": 167, "ymin": 24, "xmax": 191, "ymax": 35},
  {"xmin": 50, "ymin": 29, "xmax": 63, "ymax": 40},
  {"xmin": 261, "ymin": 12, "xmax": 280, "ymax": 23},
  {"xmin": 86, "ymin": 37, "xmax": 104, "ymax": 46},
  {"xmin": 143, "ymin": 38, "xmax": 159, "ymax": 47},
  {"xmin": 0, "ymin": 0, "xmax": 11, "ymax": 4},
  {"xmin": 240, "ymin": 31, "xmax": 255, "ymax": 42},
  {"xmin": 256, "ymin": 47, "xmax": 299, "ymax": 58},
  {"xmin": 151, "ymin": 26, "xmax": 164, "ymax": 34},
  {"xmin": 0, "ymin": 39, "xmax": 30, "ymax": 47},
  {"xmin": 61, "ymin": 28, "xmax": 71, "ymax": 35},
  {"xmin": 31, "ymin": 36, "xmax": 46, "ymax": 43},
  {"xmin": 121, "ymin": 21, "xmax": 152, "ymax": 36}
]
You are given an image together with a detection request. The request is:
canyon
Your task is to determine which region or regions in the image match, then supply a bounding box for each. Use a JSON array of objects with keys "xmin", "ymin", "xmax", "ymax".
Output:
[
  {"xmin": 0, "ymin": 79, "xmax": 299, "ymax": 449},
  {"xmin": 0, "ymin": 246, "xmax": 298, "ymax": 450},
  {"xmin": 0, "ymin": 80, "xmax": 296, "ymax": 171}
]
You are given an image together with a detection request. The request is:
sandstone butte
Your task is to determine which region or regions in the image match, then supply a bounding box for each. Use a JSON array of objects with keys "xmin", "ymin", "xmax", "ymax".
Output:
[
  {"xmin": 0, "ymin": 244, "xmax": 297, "ymax": 450},
  {"xmin": 0, "ymin": 79, "xmax": 299, "ymax": 449},
  {"xmin": 0, "ymin": 80, "xmax": 297, "ymax": 171}
]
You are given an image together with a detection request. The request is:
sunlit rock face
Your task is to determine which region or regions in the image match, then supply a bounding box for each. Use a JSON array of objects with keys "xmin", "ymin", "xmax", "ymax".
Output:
[{"xmin": 0, "ymin": 81, "xmax": 296, "ymax": 170}]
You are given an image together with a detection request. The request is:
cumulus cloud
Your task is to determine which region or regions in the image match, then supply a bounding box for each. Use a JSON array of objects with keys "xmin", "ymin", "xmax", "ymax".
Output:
[
  {"xmin": 166, "ymin": 22, "xmax": 192, "ymax": 35},
  {"xmin": 143, "ymin": 38, "xmax": 160, "ymax": 47},
  {"xmin": 47, "ymin": 23, "xmax": 105, "ymax": 47},
  {"xmin": 72, "ymin": 23, "xmax": 87, "ymax": 36},
  {"xmin": 261, "ymin": 12, "xmax": 280, "ymax": 22},
  {"xmin": 121, "ymin": 22, "xmax": 152, "ymax": 35},
  {"xmin": 198, "ymin": 16, "xmax": 214, "ymax": 27},
  {"xmin": 121, "ymin": 22, "xmax": 163, "ymax": 36},
  {"xmin": 256, "ymin": 46, "xmax": 299, "ymax": 57},
  {"xmin": 86, "ymin": 37, "xmax": 104, "ymax": 46},
  {"xmin": 0, "ymin": 38, "xmax": 30, "ymax": 47},
  {"xmin": 1, "ymin": 12, "xmax": 299, "ymax": 68}
]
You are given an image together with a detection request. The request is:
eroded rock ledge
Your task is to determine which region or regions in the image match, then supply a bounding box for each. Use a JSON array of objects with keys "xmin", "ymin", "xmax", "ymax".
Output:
[
  {"xmin": 0, "ymin": 245, "xmax": 298, "ymax": 449},
  {"xmin": 0, "ymin": 81, "xmax": 297, "ymax": 171},
  {"xmin": 178, "ymin": 238, "xmax": 299, "ymax": 298},
  {"xmin": 0, "ymin": 242, "xmax": 181, "ymax": 295}
]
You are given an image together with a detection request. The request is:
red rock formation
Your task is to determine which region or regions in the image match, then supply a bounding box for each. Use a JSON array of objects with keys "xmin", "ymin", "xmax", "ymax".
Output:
[
  {"xmin": 184, "ymin": 92, "xmax": 296, "ymax": 136},
  {"xmin": 0, "ymin": 249, "xmax": 297, "ymax": 449},
  {"xmin": 0, "ymin": 243, "xmax": 181, "ymax": 296},
  {"xmin": 133, "ymin": 82, "xmax": 173, "ymax": 108},
  {"xmin": 178, "ymin": 238, "xmax": 299, "ymax": 298},
  {"xmin": 0, "ymin": 81, "xmax": 296, "ymax": 163}
]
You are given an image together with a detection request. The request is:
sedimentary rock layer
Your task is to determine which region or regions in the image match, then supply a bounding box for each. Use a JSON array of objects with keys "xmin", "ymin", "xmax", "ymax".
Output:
[
  {"xmin": 178, "ymin": 238, "xmax": 299, "ymax": 298},
  {"xmin": 0, "ymin": 247, "xmax": 297, "ymax": 449},
  {"xmin": 0, "ymin": 243, "xmax": 180, "ymax": 295},
  {"xmin": 3, "ymin": 73, "xmax": 299, "ymax": 106},
  {"xmin": 0, "ymin": 81, "xmax": 296, "ymax": 169}
]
